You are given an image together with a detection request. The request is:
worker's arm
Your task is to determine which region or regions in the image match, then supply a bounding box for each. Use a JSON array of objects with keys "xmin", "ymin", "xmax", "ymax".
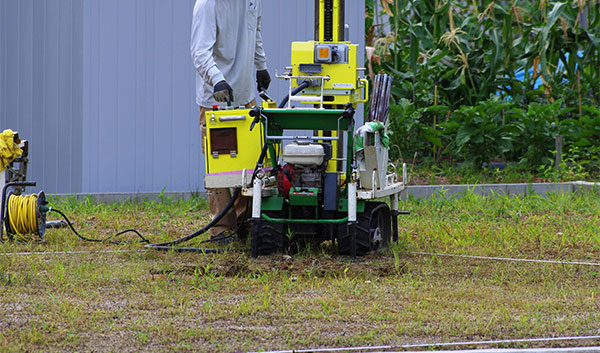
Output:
[
  {"xmin": 254, "ymin": 2, "xmax": 267, "ymax": 72},
  {"xmin": 190, "ymin": 0, "xmax": 225, "ymax": 87},
  {"xmin": 255, "ymin": 2, "xmax": 270, "ymax": 91}
]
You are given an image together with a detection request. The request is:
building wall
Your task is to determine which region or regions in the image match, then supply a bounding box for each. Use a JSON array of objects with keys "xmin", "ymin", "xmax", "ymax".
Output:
[
  {"xmin": 0, "ymin": 0, "xmax": 83, "ymax": 193},
  {"xmin": 82, "ymin": 0, "xmax": 201, "ymax": 193},
  {"xmin": 1, "ymin": 0, "xmax": 365, "ymax": 194},
  {"xmin": 0, "ymin": 2, "xmax": 3, "ymax": 128}
]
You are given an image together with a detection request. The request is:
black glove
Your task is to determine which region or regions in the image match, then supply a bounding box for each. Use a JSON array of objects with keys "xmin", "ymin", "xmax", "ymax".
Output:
[
  {"xmin": 213, "ymin": 80, "xmax": 233, "ymax": 103},
  {"xmin": 256, "ymin": 70, "xmax": 271, "ymax": 92}
]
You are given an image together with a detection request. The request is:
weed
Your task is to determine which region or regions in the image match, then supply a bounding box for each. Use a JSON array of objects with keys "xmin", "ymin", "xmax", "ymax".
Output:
[{"xmin": 0, "ymin": 271, "xmax": 13, "ymax": 286}]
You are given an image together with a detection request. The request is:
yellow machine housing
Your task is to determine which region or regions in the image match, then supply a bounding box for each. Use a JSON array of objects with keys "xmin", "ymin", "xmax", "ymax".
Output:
[
  {"xmin": 203, "ymin": 108, "xmax": 267, "ymax": 188},
  {"xmin": 287, "ymin": 0, "xmax": 368, "ymax": 108},
  {"xmin": 290, "ymin": 41, "xmax": 367, "ymax": 107}
]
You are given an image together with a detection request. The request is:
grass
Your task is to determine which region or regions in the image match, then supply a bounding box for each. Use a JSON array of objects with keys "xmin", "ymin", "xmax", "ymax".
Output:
[
  {"xmin": 405, "ymin": 161, "xmax": 596, "ymax": 185},
  {"xmin": 0, "ymin": 190, "xmax": 599, "ymax": 352}
]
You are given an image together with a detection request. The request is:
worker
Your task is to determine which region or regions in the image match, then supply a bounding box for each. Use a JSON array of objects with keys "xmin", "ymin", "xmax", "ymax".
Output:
[{"xmin": 191, "ymin": 0, "xmax": 271, "ymax": 239}]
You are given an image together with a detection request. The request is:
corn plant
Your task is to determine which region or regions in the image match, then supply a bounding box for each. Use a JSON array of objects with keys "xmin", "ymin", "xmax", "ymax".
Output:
[{"xmin": 367, "ymin": 0, "xmax": 600, "ymax": 170}]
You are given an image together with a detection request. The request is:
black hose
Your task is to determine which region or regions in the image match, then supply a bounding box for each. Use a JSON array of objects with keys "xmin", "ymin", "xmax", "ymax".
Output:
[
  {"xmin": 145, "ymin": 93, "xmax": 280, "ymax": 253},
  {"xmin": 144, "ymin": 188, "xmax": 241, "ymax": 251},
  {"xmin": 146, "ymin": 120, "xmax": 270, "ymax": 253},
  {"xmin": 278, "ymin": 80, "xmax": 312, "ymax": 108},
  {"xmin": 251, "ymin": 141, "xmax": 271, "ymax": 182},
  {"xmin": 53, "ymin": 192, "xmax": 238, "ymax": 253},
  {"xmin": 51, "ymin": 208, "xmax": 150, "ymax": 244},
  {"xmin": 143, "ymin": 246, "xmax": 227, "ymax": 254}
]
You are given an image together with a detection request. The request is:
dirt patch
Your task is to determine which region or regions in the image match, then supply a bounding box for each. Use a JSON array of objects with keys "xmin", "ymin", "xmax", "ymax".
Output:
[{"xmin": 149, "ymin": 252, "xmax": 408, "ymax": 279}]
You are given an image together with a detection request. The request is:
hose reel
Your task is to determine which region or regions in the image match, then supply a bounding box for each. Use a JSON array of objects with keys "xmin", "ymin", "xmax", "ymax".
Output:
[
  {"xmin": 0, "ymin": 182, "xmax": 49, "ymax": 242},
  {"xmin": 0, "ymin": 181, "xmax": 149, "ymax": 245},
  {"xmin": 6, "ymin": 192, "xmax": 48, "ymax": 240}
]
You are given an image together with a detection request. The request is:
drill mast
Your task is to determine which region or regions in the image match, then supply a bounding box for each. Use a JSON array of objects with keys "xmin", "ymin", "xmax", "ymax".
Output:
[{"xmin": 315, "ymin": 0, "xmax": 345, "ymax": 42}]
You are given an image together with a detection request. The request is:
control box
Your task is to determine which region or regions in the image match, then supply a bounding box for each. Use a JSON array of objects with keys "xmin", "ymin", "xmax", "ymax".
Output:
[
  {"xmin": 203, "ymin": 108, "xmax": 267, "ymax": 189},
  {"xmin": 290, "ymin": 41, "xmax": 366, "ymax": 107}
]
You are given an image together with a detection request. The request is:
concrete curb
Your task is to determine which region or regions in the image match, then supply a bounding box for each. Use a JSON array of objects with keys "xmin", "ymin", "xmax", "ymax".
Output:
[
  {"xmin": 49, "ymin": 181, "xmax": 600, "ymax": 204},
  {"xmin": 49, "ymin": 191, "xmax": 207, "ymax": 204},
  {"xmin": 402, "ymin": 182, "xmax": 581, "ymax": 200}
]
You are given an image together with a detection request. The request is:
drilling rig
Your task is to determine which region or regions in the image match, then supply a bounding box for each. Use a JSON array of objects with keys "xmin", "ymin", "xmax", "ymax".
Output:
[{"xmin": 203, "ymin": 0, "xmax": 407, "ymax": 258}]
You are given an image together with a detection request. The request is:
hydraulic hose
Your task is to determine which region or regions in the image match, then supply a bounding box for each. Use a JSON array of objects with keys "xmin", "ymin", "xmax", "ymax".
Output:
[
  {"xmin": 52, "ymin": 208, "xmax": 149, "ymax": 244},
  {"xmin": 278, "ymin": 80, "xmax": 312, "ymax": 108},
  {"xmin": 146, "ymin": 125, "xmax": 270, "ymax": 253},
  {"xmin": 49, "ymin": 97, "xmax": 272, "ymax": 253},
  {"xmin": 145, "ymin": 188, "xmax": 241, "ymax": 252}
]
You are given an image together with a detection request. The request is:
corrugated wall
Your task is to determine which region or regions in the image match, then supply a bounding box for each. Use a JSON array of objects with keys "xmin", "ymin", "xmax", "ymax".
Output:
[
  {"xmin": 82, "ymin": 0, "xmax": 200, "ymax": 193},
  {"xmin": 0, "ymin": 2, "xmax": 3, "ymax": 125},
  {"xmin": 0, "ymin": 0, "xmax": 83, "ymax": 193},
  {"xmin": 1, "ymin": 0, "xmax": 365, "ymax": 194}
]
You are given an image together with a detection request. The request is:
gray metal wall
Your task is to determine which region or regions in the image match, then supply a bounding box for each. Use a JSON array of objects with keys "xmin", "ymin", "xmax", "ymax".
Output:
[
  {"xmin": 82, "ymin": 0, "xmax": 200, "ymax": 193},
  {"xmin": 0, "ymin": 0, "xmax": 365, "ymax": 194},
  {"xmin": 0, "ymin": 0, "xmax": 83, "ymax": 193}
]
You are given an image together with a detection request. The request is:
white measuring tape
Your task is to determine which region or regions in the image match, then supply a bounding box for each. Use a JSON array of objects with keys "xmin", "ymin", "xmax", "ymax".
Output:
[
  {"xmin": 0, "ymin": 249, "xmax": 145, "ymax": 256},
  {"xmin": 251, "ymin": 336, "xmax": 600, "ymax": 353},
  {"xmin": 3, "ymin": 249, "xmax": 598, "ymax": 267},
  {"xmin": 409, "ymin": 251, "xmax": 600, "ymax": 267},
  {"xmin": 375, "ymin": 347, "xmax": 600, "ymax": 353}
]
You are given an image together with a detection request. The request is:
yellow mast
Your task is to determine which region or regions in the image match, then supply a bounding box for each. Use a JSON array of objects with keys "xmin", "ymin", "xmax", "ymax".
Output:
[{"xmin": 315, "ymin": 0, "xmax": 345, "ymax": 42}]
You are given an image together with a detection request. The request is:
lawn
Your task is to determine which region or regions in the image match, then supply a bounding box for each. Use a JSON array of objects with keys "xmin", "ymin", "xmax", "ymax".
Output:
[{"xmin": 0, "ymin": 190, "xmax": 599, "ymax": 352}]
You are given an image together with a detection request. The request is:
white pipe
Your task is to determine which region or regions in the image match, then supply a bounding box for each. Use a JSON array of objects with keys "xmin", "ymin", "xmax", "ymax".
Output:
[
  {"xmin": 319, "ymin": 76, "xmax": 326, "ymax": 109},
  {"xmin": 266, "ymin": 135, "xmax": 339, "ymax": 141},
  {"xmin": 368, "ymin": 171, "xmax": 375, "ymax": 191},
  {"xmin": 348, "ymin": 182, "xmax": 357, "ymax": 222},
  {"xmin": 241, "ymin": 169, "xmax": 248, "ymax": 188},
  {"xmin": 289, "ymin": 96, "xmax": 322, "ymax": 102},
  {"xmin": 287, "ymin": 74, "xmax": 293, "ymax": 109},
  {"xmin": 390, "ymin": 193, "xmax": 398, "ymax": 212},
  {"xmin": 252, "ymin": 178, "xmax": 263, "ymax": 218}
]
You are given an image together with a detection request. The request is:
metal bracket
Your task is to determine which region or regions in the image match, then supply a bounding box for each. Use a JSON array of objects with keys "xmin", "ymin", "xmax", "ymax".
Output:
[
  {"xmin": 275, "ymin": 72, "xmax": 330, "ymax": 109},
  {"xmin": 219, "ymin": 115, "xmax": 246, "ymax": 122}
]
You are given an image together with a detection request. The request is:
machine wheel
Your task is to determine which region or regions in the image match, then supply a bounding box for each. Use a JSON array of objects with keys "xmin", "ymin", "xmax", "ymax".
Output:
[
  {"xmin": 253, "ymin": 211, "xmax": 287, "ymax": 255},
  {"xmin": 337, "ymin": 202, "xmax": 392, "ymax": 256}
]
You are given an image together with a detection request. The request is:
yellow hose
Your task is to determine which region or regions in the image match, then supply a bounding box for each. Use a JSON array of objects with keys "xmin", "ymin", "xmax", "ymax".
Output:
[{"xmin": 7, "ymin": 194, "xmax": 39, "ymax": 240}]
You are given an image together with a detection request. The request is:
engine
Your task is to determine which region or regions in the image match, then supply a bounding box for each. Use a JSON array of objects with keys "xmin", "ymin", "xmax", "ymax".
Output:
[{"xmin": 277, "ymin": 142, "xmax": 332, "ymax": 197}]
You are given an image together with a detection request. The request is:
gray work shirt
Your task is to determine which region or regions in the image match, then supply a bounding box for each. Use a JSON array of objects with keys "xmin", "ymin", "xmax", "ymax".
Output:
[{"xmin": 191, "ymin": 0, "xmax": 268, "ymax": 108}]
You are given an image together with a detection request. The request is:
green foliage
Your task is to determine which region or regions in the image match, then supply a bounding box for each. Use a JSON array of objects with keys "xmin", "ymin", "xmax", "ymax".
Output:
[
  {"xmin": 442, "ymin": 98, "xmax": 516, "ymax": 166},
  {"xmin": 368, "ymin": 0, "xmax": 600, "ymax": 172},
  {"xmin": 510, "ymin": 101, "xmax": 563, "ymax": 167}
]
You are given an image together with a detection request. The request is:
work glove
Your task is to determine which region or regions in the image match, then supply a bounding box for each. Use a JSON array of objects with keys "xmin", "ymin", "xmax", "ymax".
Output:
[
  {"xmin": 256, "ymin": 69, "xmax": 271, "ymax": 92},
  {"xmin": 213, "ymin": 80, "xmax": 234, "ymax": 103}
]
